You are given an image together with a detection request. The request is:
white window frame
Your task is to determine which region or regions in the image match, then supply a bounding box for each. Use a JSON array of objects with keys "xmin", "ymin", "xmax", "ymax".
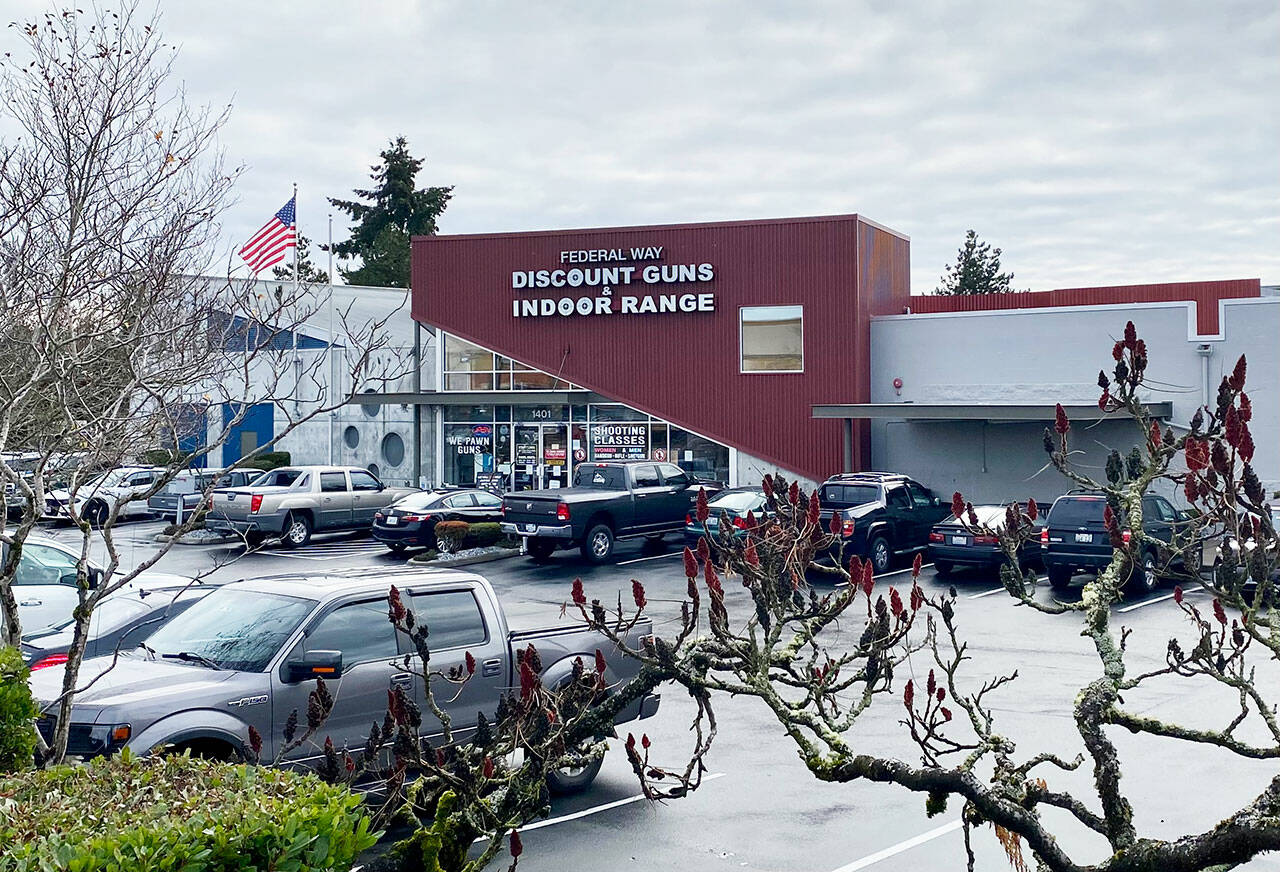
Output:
[{"xmin": 739, "ymin": 305, "xmax": 804, "ymax": 374}]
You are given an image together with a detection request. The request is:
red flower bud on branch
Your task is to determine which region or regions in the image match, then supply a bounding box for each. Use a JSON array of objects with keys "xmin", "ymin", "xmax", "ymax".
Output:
[
  {"xmin": 951, "ymin": 491, "xmax": 965, "ymax": 520},
  {"xmin": 941, "ymin": 707, "xmax": 952, "ymax": 722},
  {"xmin": 510, "ymin": 830, "xmax": 523, "ymax": 859},
  {"xmin": 762, "ymin": 474, "xmax": 774, "ymax": 499},
  {"xmin": 807, "ymin": 491, "xmax": 821, "ymax": 527},
  {"xmin": 519, "ymin": 660, "xmax": 538, "ymax": 699},
  {"xmin": 788, "ymin": 480, "xmax": 800, "ymax": 507},
  {"xmin": 465, "ymin": 651, "xmax": 476, "ymax": 675},
  {"xmin": 1229, "ymin": 354, "xmax": 1247, "ymax": 391},
  {"xmin": 912, "ymin": 552, "xmax": 923, "ymax": 579},
  {"xmin": 903, "ymin": 680, "xmax": 914, "ymax": 709},
  {"xmin": 1098, "ymin": 389, "xmax": 1110, "ymax": 410},
  {"xmin": 910, "ymin": 583, "xmax": 924, "ymax": 612},
  {"xmin": 1239, "ymin": 427, "xmax": 1255, "ymax": 463},
  {"xmin": 1225, "ymin": 407, "xmax": 1241, "ymax": 448},
  {"xmin": 683, "ymin": 547, "xmax": 698, "ymax": 579},
  {"xmin": 695, "ymin": 488, "xmax": 709, "ymax": 523},
  {"xmin": 862, "ymin": 562, "xmax": 875, "ymax": 596},
  {"xmin": 745, "ymin": 539, "xmax": 760, "ymax": 567},
  {"xmin": 890, "ymin": 587, "xmax": 904, "ymax": 617},
  {"xmin": 1239, "ymin": 392, "xmax": 1252, "ymax": 422},
  {"xmin": 594, "ymin": 649, "xmax": 607, "ymax": 676},
  {"xmin": 936, "ymin": 687, "xmax": 946, "ymax": 702},
  {"xmin": 1027, "ymin": 498, "xmax": 1038, "ymax": 522},
  {"xmin": 829, "ymin": 510, "xmax": 842, "ymax": 535},
  {"xmin": 248, "ymin": 725, "xmax": 262, "ymax": 758},
  {"xmin": 388, "ymin": 585, "xmax": 407, "ymax": 624},
  {"xmin": 1173, "ymin": 586, "xmax": 1183, "ymax": 604},
  {"xmin": 632, "ymin": 579, "xmax": 647, "ymax": 611},
  {"xmin": 483, "ymin": 756, "xmax": 495, "ymax": 778},
  {"xmin": 1054, "ymin": 403, "xmax": 1070, "ymax": 435},
  {"xmin": 1149, "ymin": 420, "xmax": 1162, "ymax": 449},
  {"xmin": 1112, "ymin": 341, "xmax": 1124, "ymax": 361},
  {"xmin": 926, "ymin": 669, "xmax": 936, "ymax": 696},
  {"xmin": 1213, "ymin": 598, "xmax": 1227, "ymax": 625},
  {"xmin": 696, "ymin": 536, "xmax": 710, "ymax": 565},
  {"xmin": 571, "ymin": 578, "xmax": 586, "ymax": 606},
  {"xmin": 1103, "ymin": 504, "xmax": 1116, "ymax": 531},
  {"xmin": 1185, "ymin": 437, "xmax": 1209, "ymax": 472},
  {"xmin": 641, "ymin": 734, "xmax": 651, "ymax": 750},
  {"xmin": 1123, "ymin": 320, "xmax": 1137, "ymax": 349}
]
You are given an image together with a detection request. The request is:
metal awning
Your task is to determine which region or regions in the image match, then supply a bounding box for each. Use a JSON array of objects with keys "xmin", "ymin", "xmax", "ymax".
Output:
[
  {"xmin": 349, "ymin": 390, "xmax": 608, "ymax": 407},
  {"xmin": 811, "ymin": 402, "xmax": 1173, "ymax": 422}
]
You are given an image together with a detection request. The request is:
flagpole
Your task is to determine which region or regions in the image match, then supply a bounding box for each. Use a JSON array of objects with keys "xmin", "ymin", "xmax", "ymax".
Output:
[
  {"xmin": 291, "ymin": 182, "xmax": 299, "ymax": 415},
  {"xmin": 327, "ymin": 212, "xmax": 335, "ymax": 464}
]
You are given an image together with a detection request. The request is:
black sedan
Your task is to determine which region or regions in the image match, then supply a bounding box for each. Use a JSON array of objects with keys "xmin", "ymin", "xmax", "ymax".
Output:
[
  {"xmin": 928, "ymin": 504, "xmax": 1045, "ymax": 577},
  {"xmin": 684, "ymin": 487, "xmax": 768, "ymax": 548},
  {"xmin": 21, "ymin": 582, "xmax": 212, "ymax": 672},
  {"xmin": 372, "ymin": 488, "xmax": 504, "ymax": 552}
]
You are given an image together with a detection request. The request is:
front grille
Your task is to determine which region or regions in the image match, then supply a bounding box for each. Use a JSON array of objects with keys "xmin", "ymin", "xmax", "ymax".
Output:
[{"xmin": 36, "ymin": 716, "xmax": 104, "ymax": 757}]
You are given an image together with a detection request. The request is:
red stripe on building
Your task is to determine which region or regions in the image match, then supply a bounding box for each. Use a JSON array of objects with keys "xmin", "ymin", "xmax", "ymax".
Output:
[{"xmin": 908, "ymin": 279, "xmax": 1261, "ymax": 336}]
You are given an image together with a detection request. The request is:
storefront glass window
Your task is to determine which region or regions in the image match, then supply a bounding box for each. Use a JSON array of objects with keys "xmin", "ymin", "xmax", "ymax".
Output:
[
  {"xmin": 669, "ymin": 427, "xmax": 730, "ymax": 484},
  {"xmin": 445, "ymin": 405, "xmax": 494, "ymax": 424},
  {"xmin": 740, "ymin": 305, "xmax": 803, "ymax": 372},
  {"xmin": 443, "ymin": 422, "xmax": 495, "ymax": 486},
  {"xmin": 440, "ymin": 332, "xmax": 584, "ymax": 392},
  {"xmin": 589, "ymin": 404, "xmax": 647, "ymax": 422}
]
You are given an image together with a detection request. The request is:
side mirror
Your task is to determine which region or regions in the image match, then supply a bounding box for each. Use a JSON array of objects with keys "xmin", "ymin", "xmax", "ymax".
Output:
[
  {"xmin": 933, "ymin": 497, "xmax": 944, "ymax": 508},
  {"xmin": 87, "ymin": 567, "xmax": 104, "ymax": 589},
  {"xmin": 286, "ymin": 650, "xmax": 343, "ymax": 683}
]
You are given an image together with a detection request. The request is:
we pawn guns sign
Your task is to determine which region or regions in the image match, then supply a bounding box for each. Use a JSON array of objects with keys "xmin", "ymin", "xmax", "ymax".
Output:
[{"xmin": 510, "ymin": 245, "xmax": 716, "ymax": 319}]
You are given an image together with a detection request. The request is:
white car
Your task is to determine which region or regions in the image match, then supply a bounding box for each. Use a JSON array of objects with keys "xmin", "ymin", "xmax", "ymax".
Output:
[
  {"xmin": 44, "ymin": 466, "xmax": 164, "ymax": 526},
  {"xmin": 3, "ymin": 535, "xmax": 193, "ymax": 633}
]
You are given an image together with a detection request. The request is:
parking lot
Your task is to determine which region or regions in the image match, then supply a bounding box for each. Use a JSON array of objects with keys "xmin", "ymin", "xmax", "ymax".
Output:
[{"xmin": 41, "ymin": 518, "xmax": 1280, "ymax": 872}]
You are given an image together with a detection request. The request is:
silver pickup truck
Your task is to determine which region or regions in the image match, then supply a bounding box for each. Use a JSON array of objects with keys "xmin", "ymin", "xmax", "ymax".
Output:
[
  {"xmin": 206, "ymin": 465, "xmax": 419, "ymax": 547},
  {"xmin": 29, "ymin": 567, "xmax": 659, "ymax": 793}
]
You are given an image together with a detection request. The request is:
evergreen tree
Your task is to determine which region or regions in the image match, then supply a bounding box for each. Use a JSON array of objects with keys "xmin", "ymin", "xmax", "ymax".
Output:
[
  {"xmin": 329, "ymin": 137, "xmax": 452, "ymax": 287},
  {"xmin": 934, "ymin": 229, "xmax": 1020, "ymax": 295},
  {"xmin": 271, "ymin": 234, "xmax": 330, "ymax": 284}
]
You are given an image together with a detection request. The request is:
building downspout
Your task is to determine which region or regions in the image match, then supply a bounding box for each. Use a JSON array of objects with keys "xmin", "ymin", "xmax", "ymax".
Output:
[
  {"xmin": 413, "ymin": 320, "xmax": 423, "ymax": 487},
  {"xmin": 1196, "ymin": 344, "xmax": 1213, "ymax": 409}
]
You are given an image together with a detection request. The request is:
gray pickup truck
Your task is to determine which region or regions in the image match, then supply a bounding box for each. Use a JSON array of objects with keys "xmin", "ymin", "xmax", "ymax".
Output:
[
  {"xmin": 502, "ymin": 460, "xmax": 707, "ymax": 563},
  {"xmin": 29, "ymin": 567, "xmax": 659, "ymax": 793},
  {"xmin": 206, "ymin": 466, "xmax": 419, "ymax": 547}
]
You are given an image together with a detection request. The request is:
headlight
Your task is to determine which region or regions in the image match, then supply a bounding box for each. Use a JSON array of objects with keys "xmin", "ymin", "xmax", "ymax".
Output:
[{"xmin": 87, "ymin": 722, "xmax": 132, "ymax": 752}]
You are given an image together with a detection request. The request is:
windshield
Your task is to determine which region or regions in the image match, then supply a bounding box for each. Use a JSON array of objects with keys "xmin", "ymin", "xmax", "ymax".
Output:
[
  {"xmin": 81, "ymin": 470, "xmax": 125, "ymax": 490},
  {"xmin": 573, "ymin": 465, "xmax": 626, "ymax": 489},
  {"xmin": 143, "ymin": 587, "xmax": 315, "ymax": 671},
  {"xmin": 253, "ymin": 468, "xmax": 305, "ymax": 488},
  {"xmin": 708, "ymin": 490, "xmax": 765, "ymax": 514}
]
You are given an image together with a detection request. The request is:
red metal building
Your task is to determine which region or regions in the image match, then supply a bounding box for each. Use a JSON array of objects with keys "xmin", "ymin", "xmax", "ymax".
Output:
[{"xmin": 412, "ymin": 214, "xmax": 911, "ymax": 484}]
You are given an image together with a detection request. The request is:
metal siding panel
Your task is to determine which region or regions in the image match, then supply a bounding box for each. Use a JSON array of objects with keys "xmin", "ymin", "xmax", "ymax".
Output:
[{"xmin": 411, "ymin": 215, "xmax": 910, "ymax": 481}]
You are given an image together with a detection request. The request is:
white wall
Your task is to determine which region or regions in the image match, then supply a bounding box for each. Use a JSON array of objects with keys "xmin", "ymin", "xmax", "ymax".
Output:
[{"xmin": 869, "ymin": 298, "xmax": 1279, "ymax": 504}]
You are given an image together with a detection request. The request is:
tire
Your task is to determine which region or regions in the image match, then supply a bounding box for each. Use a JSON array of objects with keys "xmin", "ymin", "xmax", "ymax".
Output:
[
  {"xmin": 528, "ymin": 539, "xmax": 556, "ymax": 563},
  {"xmin": 387, "ymin": 542, "xmax": 407, "ymax": 554},
  {"xmin": 546, "ymin": 750, "xmax": 604, "ymax": 795},
  {"xmin": 934, "ymin": 560, "xmax": 954, "ymax": 578},
  {"xmin": 280, "ymin": 512, "xmax": 312, "ymax": 548},
  {"xmin": 1048, "ymin": 566, "xmax": 1073, "ymax": 591},
  {"xmin": 1126, "ymin": 551, "xmax": 1159, "ymax": 597},
  {"xmin": 85, "ymin": 500, "xmax": 110, "ymax": 528},
  {"xmin": 245, "ymin": 531, "xmax": 267, "ymax": 549},
  {"xmin": 867, "ymin": 536, "xmax": 891, "ymax": 574},
  {"xmin": 581, "ymin": 524, "xmax": 615, "ymax": 563}
]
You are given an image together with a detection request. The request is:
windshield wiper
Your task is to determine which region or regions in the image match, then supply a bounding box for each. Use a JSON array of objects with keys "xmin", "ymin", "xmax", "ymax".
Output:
[{"xmin": 161, "ymin": 651, "xmax": 222, "ymax": 670}]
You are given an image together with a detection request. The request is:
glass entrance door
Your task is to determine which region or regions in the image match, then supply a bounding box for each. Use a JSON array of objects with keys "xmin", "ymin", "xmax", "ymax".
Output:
[{"xmin": 513, "ymin": 424, "xmax": 570, "ymax": 490}]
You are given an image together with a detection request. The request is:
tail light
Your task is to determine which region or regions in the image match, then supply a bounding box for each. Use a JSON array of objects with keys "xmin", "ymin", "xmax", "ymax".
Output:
[
  {"xmin": 402, "ymin": 513, "xmax": 429, "ymax": 522},
  {"xmin": 250, "ymin": 494, "xmax": 263, "ymax": 514},
  {"xmin": 841, "ymin": 520, "xmax": 855, "ymax": 537},
  {"xmin": 501, "ymin": 503, "xmax": 507, "ymax": 516},
  {"xmin": 31, "ymin": 653, "xmax": 69, "ymax": 671},
  {"xmin": 556, "ymin": 502, "xmax": 570, "ymax": 522},
  {"xmin": 732, "ymin": 516, "xmax": 748, "ymax": 530},
  {"xmin": 928, "ymin": 531, "xmax": 944, "ymax": 543},
  {"xmin": 1122, "ymin": 529, "xmax": 1132, "ymax": 546},
  {"xmin": 685, "ymin": 514, "xmax": 692, "ymax": 525},
  {"xmin": 1041, "ymin": 528, "xmax": 1049, "ymax": 544},
  {"xmin": 974, "ymin": 535, "xmax": 998, "ymax": 545}
]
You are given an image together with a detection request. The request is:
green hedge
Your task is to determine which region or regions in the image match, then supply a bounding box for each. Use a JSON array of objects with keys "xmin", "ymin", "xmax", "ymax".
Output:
[
  {"xmin": 466, "ymin": 522, "xmax": 504, "ymax": 548},
  {"xmin": 0, "ymin": 751, "xmax": 377, "ymax": 872},
  {"xmin": 233, "ymin": 450, "xmax": 291, "ymax": 472},
  {"xmin": 0, "ymin": 647, "xmax": 36, "ymax": 774}
]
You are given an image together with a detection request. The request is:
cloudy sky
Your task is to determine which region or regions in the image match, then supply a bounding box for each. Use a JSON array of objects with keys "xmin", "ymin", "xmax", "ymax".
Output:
[{"xmin": 11, "ymin": 1, "xmax": 1278, "ymax": 291}]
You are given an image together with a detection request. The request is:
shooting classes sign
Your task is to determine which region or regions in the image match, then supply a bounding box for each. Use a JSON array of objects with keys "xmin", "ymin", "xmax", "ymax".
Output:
[{"xmin": 510, "ymin": 245, "xmax": 716, "ymax": 319}]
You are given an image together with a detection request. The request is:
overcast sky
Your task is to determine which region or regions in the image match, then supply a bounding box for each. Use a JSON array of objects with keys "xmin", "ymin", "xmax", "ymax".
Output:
[{"xmin": 11, "ymin": 1, "xmax": 1279, "ymax": 291}]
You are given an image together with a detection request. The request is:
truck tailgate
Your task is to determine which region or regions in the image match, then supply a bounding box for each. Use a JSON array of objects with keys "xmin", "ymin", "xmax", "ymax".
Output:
[
  {"xmin": 502, "ymin": 496, "xmax": 565, "ymax": 527},
  {"xmin": 209, "ymin": 486, "xmax": 288, "ymax": 520}
]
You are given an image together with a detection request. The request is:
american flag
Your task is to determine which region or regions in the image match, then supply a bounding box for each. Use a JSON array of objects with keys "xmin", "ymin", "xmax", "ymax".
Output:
[{"xmin": 239, "ymin": 196, "xmax": 297, "ymax": 273}]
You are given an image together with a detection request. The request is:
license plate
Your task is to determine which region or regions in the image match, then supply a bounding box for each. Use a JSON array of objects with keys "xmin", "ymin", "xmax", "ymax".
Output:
[
  {"xmin": 385, "ymin": 516, "xmax": 399, "ymax": 526},
  {"xmin": 950, "ymin": 535, "xmax": 968, "ymax": 546},
  {"xmin": 1075, "ymin": 532, "xmax": 1092, "ymax": 543},
  {"xmin": 522, "ymin": 523, "xmax": 537, "ymax": 533}
]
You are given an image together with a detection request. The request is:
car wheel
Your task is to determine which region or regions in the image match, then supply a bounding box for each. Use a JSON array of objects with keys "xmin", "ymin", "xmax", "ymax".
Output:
[
  {"xmin": 1047, "ymin": 566, "xmax": 1073, "ymax": 590},
  {"xmin": 1126, "ymin": 551, "xmax": 1160, "ymax": 597},
  {"xmin": 867, "ymin": 537, "xmax": 891, "ymax": 574},
  {"xmin": 528, "ymin": 539, "xmax": 556, "ymax": 563},
  {"xmin": 933, "ymin": 560, "xmax": 954, "ymax": 578},
  {"xmin": 85, "ymin": 500, "xmax": 110, "ymax": 528},
  {"xmin": 546, "ymin": 749, "xmax": 604, "ymax": 795},
  {"xmin": 244, "ymin": 532, "xmax": 267, "ymax": 549},
  {"xmin": 582, "ymin": 524, "xmax": 615, "ymax": 563},
  {"xmin": 280, "ymin": 513, "xmax": 312, "ymax": 548},
  {"xmin": 387, "ymin": 542, "xmax": 407, "ymax": 554}
]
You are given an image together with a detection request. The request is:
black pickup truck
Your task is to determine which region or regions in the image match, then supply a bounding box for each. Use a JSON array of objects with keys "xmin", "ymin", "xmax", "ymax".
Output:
[
  {"xmin": 817, "ymin": 472, "xmax": 950, "ymax": 574},
  {"xmin": 502, "ymin": 460, "xmax": 707, "ymax": 563}
]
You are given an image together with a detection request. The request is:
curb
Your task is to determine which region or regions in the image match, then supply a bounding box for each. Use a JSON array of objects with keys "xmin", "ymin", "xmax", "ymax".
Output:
[{"xmin": 410, "ymin": 547, "xmax": 521, "ymax": 568}]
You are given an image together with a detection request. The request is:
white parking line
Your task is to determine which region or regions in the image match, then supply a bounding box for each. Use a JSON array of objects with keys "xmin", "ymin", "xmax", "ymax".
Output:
[
  {"xmin": 617, "ymin": 551, "xmax": 683, "ymax": 566},
  {"xmin": 836, "ymin": 563, "xmax": 933, "ymax": 587},
  {"xmin": 1117, "ymin": 587, "xmax": 1206, "ymax": 613},
  {"xmin": 828, "ymin": 819, "xmax": 962, "ymax": 872},
  {"xmin": 969, "ymin": 587, "xmax": 1006, "ymax": 599},
  {"xmin": 517, "ymin": 772, "xmax": 727, "ymax": 833}
]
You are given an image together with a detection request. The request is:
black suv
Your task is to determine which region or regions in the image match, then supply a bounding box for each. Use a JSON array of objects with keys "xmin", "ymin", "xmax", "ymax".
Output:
[
  {"xmin": 817, "ymin": 473, "xmax": 950, "ymax": 574},
  {"xmin": 1041, "ymin": 492, "xmax": 1187, "ymax": 595}
]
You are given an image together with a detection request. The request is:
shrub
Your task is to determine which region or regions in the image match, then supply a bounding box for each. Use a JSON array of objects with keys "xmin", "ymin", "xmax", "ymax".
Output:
[
  {"xmin": 464, "ymin": 522, "xmax": 504, "ymax": 548},
  {"xmin": 434, "ymin": 520, "xmax": 469, "ymax": 553},
  {"xmin": 234, "ymin": 451, "xmax": 291, "ymax": 471},
  {"xmin": 0, "ymin": 647, "xmax": 36, "ymax": 774},
  {"xmin": 0, "ymin": 751, "xmax": 377, "ymax": 871}
]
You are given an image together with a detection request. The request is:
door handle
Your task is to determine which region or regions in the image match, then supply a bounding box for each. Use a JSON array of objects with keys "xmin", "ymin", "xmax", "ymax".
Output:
[
  {"xmin": 20, "ymin": 599, "xmax": 41, "ymax": 607},
  {"xmin": 481, "ymin": 658, "xmax": 502, "ymax": 677},
  {"xmin": 390, "ymin": 672, "xmax": 413, "ymax": 688}
]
